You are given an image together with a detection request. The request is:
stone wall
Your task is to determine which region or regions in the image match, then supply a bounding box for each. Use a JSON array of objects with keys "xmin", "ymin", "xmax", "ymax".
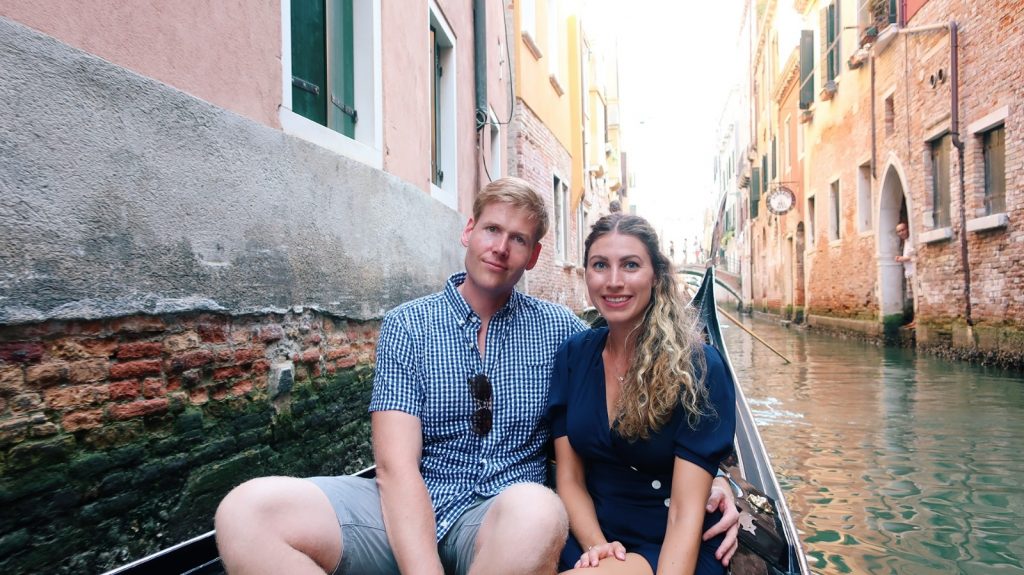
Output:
[{"xmin": 0, "ymin": 17, "xmax": 467, "ymax": 572}]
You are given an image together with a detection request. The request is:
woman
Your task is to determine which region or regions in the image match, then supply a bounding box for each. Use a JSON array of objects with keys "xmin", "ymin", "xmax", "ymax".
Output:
[{"xmin": 547, "ymin": 214, "xmax": 736, "ymax": 574}]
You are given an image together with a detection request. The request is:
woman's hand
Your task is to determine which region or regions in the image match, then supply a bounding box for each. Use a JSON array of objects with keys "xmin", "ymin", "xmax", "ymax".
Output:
[{"xmin": 574, "ymin": 541, "xmax": 627, "ymax": 568}]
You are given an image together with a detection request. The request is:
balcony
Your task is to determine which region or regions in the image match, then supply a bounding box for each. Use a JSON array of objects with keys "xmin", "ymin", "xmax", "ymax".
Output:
[{"xmin": 858, "ymin": 0, "xmax": 898, "ymax": 47}]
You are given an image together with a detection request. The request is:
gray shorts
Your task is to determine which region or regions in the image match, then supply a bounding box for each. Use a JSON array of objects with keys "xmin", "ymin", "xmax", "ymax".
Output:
[{"xmin": 308, "ymin": 476, "xmax": 494, "ymax": 575}]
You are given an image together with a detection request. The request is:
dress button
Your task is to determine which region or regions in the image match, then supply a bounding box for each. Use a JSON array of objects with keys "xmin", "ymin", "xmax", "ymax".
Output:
[
  {"xmin": 651, "ymin": 480, "xmax": 662, "ymax": 489},
  {"xmin": 663, "ymin": 498, "xmax": 671, "ymax": 507}
]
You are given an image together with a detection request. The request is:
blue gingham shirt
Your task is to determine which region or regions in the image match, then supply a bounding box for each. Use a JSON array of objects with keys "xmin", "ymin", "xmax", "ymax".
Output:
[{"xmin": 370, "ymin": 272, "xmax": 587, "ymax": 540}]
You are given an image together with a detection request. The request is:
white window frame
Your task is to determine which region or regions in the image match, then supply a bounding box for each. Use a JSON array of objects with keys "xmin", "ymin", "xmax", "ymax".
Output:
[
  {"xmin": 554, "ymin": 175, "xmax": 569, "ymax": 262},
  {"xmin": 488, "ymin": 107, "xmax": 502, "ymax": 180},
  {"xmin": 828, "ymin": 179, "xmax": 841, "ymax": 241},
  {"xmin": 577, "ymin": 203, "xmax": 587, "ymax": 267},
  {"xmin": 429, "ymin": 1, "xmax": 458, "ymax": 209},
  {"xmin": 856, "ymin": 162, "xmax": 872, "ymax": 233},
  {"xmin": 280, "ymin": 0, "xmax": 383, "ymax": 169}
]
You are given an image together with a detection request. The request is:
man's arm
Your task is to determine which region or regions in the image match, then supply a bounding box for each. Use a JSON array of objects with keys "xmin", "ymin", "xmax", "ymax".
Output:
[{"xmin": 372, "ymin": 410, "xmax": 445, "ymax": 575}]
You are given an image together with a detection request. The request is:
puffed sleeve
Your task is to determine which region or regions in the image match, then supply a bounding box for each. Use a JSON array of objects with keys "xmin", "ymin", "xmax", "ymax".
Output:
[
  {"xmin": 368, "ymin": 311, "xmax": 423, "ymax": 416},
  {"xmin": 544, "ymin": 337, "xmax": 573, "ymax": 439},
  {"xmin": 673, "ymin": 344, "xmax": 736, "ymax": 477}
]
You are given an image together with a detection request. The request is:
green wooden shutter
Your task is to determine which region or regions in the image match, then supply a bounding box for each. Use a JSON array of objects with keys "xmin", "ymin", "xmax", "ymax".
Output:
[
  {"xmin": 291, "ymin": 0, "xmax": 328, "ymax": 125},
  {"xmin": 751, "ymin": 167, "xmax": 761, "ymax": 219},
  {"xmin": 799, "ymin": 30, "xmax": 814, "ymax": 109},
  {"xmin": 328, "ymin": 0, "xmax": 356, "ymax": 138},
  {"xmin": 771, "ymin": 137, "xmax": 777, "ymax": 180}
]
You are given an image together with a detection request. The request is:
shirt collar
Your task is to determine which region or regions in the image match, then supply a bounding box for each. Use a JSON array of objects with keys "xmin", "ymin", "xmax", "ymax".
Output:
[{"xmin": 444, "ymin": 272, "xmax": 522, "ymax": 322}]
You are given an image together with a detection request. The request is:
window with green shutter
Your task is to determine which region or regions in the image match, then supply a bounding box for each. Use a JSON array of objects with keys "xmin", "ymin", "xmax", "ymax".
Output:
[
  {"xmin": 751, "ymin": 167, "xmax": 761, "ymax": 219},
  {"xmin": 291, "ymin": 0, "xmax": 356, "ymax": 138}
]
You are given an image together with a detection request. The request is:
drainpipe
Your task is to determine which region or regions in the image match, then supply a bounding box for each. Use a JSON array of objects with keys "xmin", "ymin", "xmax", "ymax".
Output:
[
  {"xmin": 473, "ymin": 0, "xmax": 488, "ymax": 131},
  {"xmin": 949, "ymin": 22, "xmax": 973, "ymax": 331}
]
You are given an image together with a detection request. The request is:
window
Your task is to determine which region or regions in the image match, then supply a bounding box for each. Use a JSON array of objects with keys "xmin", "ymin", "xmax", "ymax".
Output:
[
  {"xmin": 290, "ymin": 0, "xmax": 354, "ymax": 137},
  {"xmin": 548, "ymin": 3, "xmax": 560, "ymax": 78},
  {"xmin": 751, "ymin": 167, "xmax": 761, "ymax": 219},
  {"xmin": 858, "ymin": 0, "xmax": 898, "ymax": 42},
  {"xmin": 429, "ymin": 5, "xmax": 457, "ymax": 208},
  {"xmin": 821, "ymin": 2, "xmax": 841, "ymax": 86},
  {"xmin": 782, "ymin": 116, "xmax": 791, "ymax": 174},
  {"xmin": 982, "ymin": 125, "xmax": 1005, "ymax": 215},
  {"xmin": 884, "ymin": 93, "xmax": 895, "ymax": 136},
  {"xmin": 807, "ymin": 195, "xmax": 816, "ymax": 246},
  {"xmin": 929, "ymin": 134, "xmax": 951, "ymax": 228},
  {"xmin": 829, "ymin": 180, "xmax": 841, "ymax": 240},
  {"xmin": 282, "ymin": 0, "xmax": 381, "ymax": 167},
  {"xmin": 857, "ymin": 163, "xmax": 872, "ymax": 232},
  {"xmin": 799, "ymin": 30, "xmax": 815, "ymax": 109},
  {"xmin": 553, "ymin": 175, "xmax": 569, "ymax": 261}
]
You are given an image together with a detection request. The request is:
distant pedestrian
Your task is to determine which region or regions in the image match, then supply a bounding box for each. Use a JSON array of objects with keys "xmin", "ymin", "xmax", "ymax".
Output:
[
  {"xmin": 608, "ymin": 200, "xmax": 622, "ymax": 214},
  {"xmin": 894, "ymin": 222, "xmax": 916, "ymax": 328}
]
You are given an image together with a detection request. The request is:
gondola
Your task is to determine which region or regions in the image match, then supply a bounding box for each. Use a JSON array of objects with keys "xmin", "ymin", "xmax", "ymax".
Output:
[{"xmin": 103, "ymin": 268, "xmax": 808, "ymax": 575}]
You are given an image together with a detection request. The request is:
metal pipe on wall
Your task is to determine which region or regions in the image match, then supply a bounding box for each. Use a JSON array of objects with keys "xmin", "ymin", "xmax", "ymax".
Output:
[{"xmin": 473, "ymin": 0, "xmax": 487, "ymax": 131}]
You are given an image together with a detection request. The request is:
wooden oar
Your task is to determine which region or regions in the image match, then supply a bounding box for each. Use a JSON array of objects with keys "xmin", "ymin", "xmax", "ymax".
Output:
[
  {"xmin": 680, "ymin": 280, "xmax": 793, "ymax": 365},
  {"xmin": 714, "ymin": 305, "xmax": 793, "ymax": 364}
]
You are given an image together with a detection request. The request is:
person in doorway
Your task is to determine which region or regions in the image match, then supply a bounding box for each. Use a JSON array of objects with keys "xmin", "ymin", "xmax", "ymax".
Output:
[
  {"xmin": 894, "ymin": 222, "xmax": 916, "ymax": 328},
  {"xmin": 548, "ymin": 214, "xmax": 736, "ymax": 575},
  {"xmin": 214, "ymin": 178, "xmax": 739, "ymax": 575}
]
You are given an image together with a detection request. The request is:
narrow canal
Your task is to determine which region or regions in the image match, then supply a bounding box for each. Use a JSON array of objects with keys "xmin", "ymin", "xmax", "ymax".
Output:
[{"xmin": 721, "ymin": 315, "xmax": 1024, "ymax": 575}]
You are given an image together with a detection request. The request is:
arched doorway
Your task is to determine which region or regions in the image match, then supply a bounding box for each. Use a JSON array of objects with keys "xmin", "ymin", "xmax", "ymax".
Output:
[{"xmin": 878, "ymin": 161, "xmax": 910, "ymax": 322}]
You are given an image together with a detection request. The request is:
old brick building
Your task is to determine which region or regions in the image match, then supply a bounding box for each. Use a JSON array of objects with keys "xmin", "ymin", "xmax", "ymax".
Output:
[{"xmin": 730, "ymin": 0, "xmax": 1023, "ymax": 366}]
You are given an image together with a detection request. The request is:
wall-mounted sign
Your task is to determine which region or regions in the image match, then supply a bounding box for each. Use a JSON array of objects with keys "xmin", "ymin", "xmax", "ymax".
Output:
[{"xmin": 766, "ymin": 186, "xmax": 796, "ymax": 215}]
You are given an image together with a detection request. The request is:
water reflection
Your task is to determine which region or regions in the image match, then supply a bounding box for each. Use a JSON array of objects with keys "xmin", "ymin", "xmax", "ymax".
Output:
[{"xmin": 721, "ymin": 316, "xmax": 1024, "ymax": 574}]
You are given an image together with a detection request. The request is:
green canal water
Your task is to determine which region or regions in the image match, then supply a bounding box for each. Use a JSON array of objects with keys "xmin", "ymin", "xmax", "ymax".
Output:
[{"xmin": 722, "ymin": 315, "xmax": 1024, "ymax": 575}]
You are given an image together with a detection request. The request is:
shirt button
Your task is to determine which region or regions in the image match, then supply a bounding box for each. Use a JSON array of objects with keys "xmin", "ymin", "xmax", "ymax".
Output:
[
  {"xmin": 664, "ymin": 498, "xmax": 671, "ymax": 508},
  {"xmin": 651, "ymin": 480, "xmax": 662, "ymax": 489},
  {"xmin": 481, "ymin": 459, "xmax": 487, "ymax": 465}
]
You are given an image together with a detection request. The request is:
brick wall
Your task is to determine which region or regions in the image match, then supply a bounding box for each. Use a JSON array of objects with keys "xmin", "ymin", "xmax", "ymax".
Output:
[
  {"xmin": 763, "ymin": 0, "xmax": 1024, "ymax": 365},
  {"xmin": 509, "ymin": 100, "xmax": 590, "ymax": 312},
  {"xmin": 0, "ymin": 311, "xmax": 378, "ymax": 573}
]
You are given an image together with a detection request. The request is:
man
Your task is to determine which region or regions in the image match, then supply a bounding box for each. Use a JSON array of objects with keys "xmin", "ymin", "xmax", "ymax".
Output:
[
  {"xmin": 894, "ymin": 222, "xmax": 916, "ymax": 328},
  {"xmin": 215, "ymin": 178, "xmax": 738, "ymax": 574}
]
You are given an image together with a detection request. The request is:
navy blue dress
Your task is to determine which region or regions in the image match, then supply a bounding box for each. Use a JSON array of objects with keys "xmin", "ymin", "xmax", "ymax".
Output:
[{"xmin": 546, "ymin": 328, "xmax": 736, "ymax": 574}]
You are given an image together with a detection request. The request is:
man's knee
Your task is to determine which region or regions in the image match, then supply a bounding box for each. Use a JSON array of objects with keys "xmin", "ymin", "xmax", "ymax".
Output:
[
  {"xmin": 490, "ymin": 483, "xmax": 568, "ymax": 539},
  {"xmin": 215, "ymin": 476, "xmax": 342, "ymax": 570}
]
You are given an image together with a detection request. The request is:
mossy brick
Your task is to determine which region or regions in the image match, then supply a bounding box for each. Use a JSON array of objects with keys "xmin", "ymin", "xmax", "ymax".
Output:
[
  {"xmin": 174, "ymin": 405, "xmax": 203, "ymax": 431},
  {"xmin": 6, "ymin": 435, "xmax": 75, "ymax": 471},
  {"xmin": 192, "ymin": 436, "xmax": 238, "ymax": 464},
  {"xmin": 79, "ymin": 492, "xmax": 142, "ymax": 524},
  {"xmin": 235, "ymin": 429, "xmax": 265, "ymax": 449},
  {"xmin": 184, "ymin": 448, "xmax": 272, "ymax": 497},
  {"xmin": 0, "ymin": 529, "xmax": 29, "ymax": 561},
  {"xmin": 0, "ymin": 470, "xmax": 63, "ymax": 504},
  {"xmin": 135, "ymin": 454, "xmax": 191, "ymax": 489},
  {"xmin": 152, "ymin": 429, "xmax": 202, "ymax": 457},
  {"xmin": 82, "ymin": 421, "xmax": 144, "ymax": 450},
  {"xmin": 232, "ymin": 412, "xmax": 271, "ymax": 433},
  {"xmin": 98, "ymin": 471, "xmax": 133, "ymax": 496}
]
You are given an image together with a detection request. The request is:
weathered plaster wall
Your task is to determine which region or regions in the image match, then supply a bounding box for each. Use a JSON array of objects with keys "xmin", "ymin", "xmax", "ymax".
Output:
[
  {"xmin": 0, "ymin": 17, "xmax": 466, "ymax": 325},
  {"xmin": 0, "ymin": 1, "xmax": 281, "ymax": 128}
]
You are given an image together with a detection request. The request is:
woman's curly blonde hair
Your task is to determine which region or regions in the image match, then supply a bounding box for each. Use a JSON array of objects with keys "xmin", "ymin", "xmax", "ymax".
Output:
[{"xmin": 584, "ymin": 214, "xmax": 710, "ymax": 440}]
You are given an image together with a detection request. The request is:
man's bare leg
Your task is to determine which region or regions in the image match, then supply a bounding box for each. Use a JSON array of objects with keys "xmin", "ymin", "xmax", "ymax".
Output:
[
  {"xmin": 215, "ymin": 477, "xmax": 342, "ymax": 575},
  {"xmin": 469, "ymin": 483, "xmax": 568, "ymax": 575}
]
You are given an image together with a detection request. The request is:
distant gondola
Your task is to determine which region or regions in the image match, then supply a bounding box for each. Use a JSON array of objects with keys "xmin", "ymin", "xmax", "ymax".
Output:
[{"xmin": 103, "ymin": 269, "xmax": 809, "ymax": 575}]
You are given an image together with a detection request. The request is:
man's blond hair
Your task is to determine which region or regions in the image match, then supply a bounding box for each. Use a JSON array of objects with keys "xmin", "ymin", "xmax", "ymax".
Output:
[{"xmin": 472, "ymin": 177, "xmax": 550, "ymax": 242}]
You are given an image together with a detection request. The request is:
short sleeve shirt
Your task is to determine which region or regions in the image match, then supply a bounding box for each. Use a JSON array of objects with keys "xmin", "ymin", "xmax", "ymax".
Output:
[{"xmin": 369, "ymin": 272, "xmax": 587, "ymax": 540}]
